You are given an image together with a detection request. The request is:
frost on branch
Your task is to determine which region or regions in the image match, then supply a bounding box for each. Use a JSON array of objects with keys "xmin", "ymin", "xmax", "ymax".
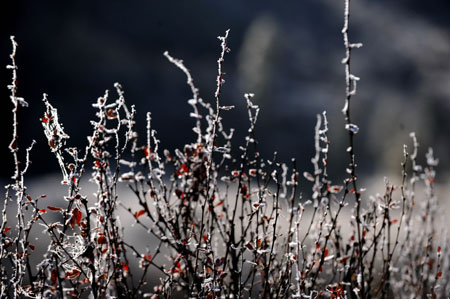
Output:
[
  {"xmin": 345, "ymin": 123, "xmax": 359, "ymax": 134},
  {"xmin": 2, "ymin": 8, "xmax": 450, "ymax": 298},
  {"xmin": 41, "ymin": 93, "xmax": 70, "ymax": 182}
]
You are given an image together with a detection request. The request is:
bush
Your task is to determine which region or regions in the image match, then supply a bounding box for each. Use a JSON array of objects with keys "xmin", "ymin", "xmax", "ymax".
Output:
[{"xmin": 1, "ymin": 1, "xmax": 448, "ymax": 298}]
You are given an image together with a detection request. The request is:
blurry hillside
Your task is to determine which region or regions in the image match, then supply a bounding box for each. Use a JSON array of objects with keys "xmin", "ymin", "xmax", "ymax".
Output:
[{"xmin": 1, "ymin": 0, "xmax": 449, "ymax": 181}]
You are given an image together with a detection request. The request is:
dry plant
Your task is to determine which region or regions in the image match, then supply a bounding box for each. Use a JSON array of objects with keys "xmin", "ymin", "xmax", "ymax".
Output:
[{"xmin": 1, "ymin": 0, "xmax": 448, "ymax": 298}]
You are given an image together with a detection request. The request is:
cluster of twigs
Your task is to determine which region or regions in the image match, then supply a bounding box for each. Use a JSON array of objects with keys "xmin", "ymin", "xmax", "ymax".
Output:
[{"xmin": 1, "ymin": 0, "xmax": 449, "ymax": 298}]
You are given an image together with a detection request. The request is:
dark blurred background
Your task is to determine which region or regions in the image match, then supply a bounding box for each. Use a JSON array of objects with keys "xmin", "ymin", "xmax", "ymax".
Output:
[{"xmin": 1, "ymin": 0, "xmax": 450, "ymax": 182}]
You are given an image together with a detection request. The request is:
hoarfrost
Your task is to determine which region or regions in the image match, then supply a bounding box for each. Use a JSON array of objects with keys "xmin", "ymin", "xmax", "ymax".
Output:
[{"xmin": 345, "ymin": 123, "xmax": 359, "ymax": 134}]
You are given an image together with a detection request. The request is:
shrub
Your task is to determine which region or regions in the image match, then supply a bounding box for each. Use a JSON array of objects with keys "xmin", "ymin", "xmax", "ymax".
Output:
[{"xmin": 1, "ymin": 1, "xmax": 448, "ymax": 298}]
